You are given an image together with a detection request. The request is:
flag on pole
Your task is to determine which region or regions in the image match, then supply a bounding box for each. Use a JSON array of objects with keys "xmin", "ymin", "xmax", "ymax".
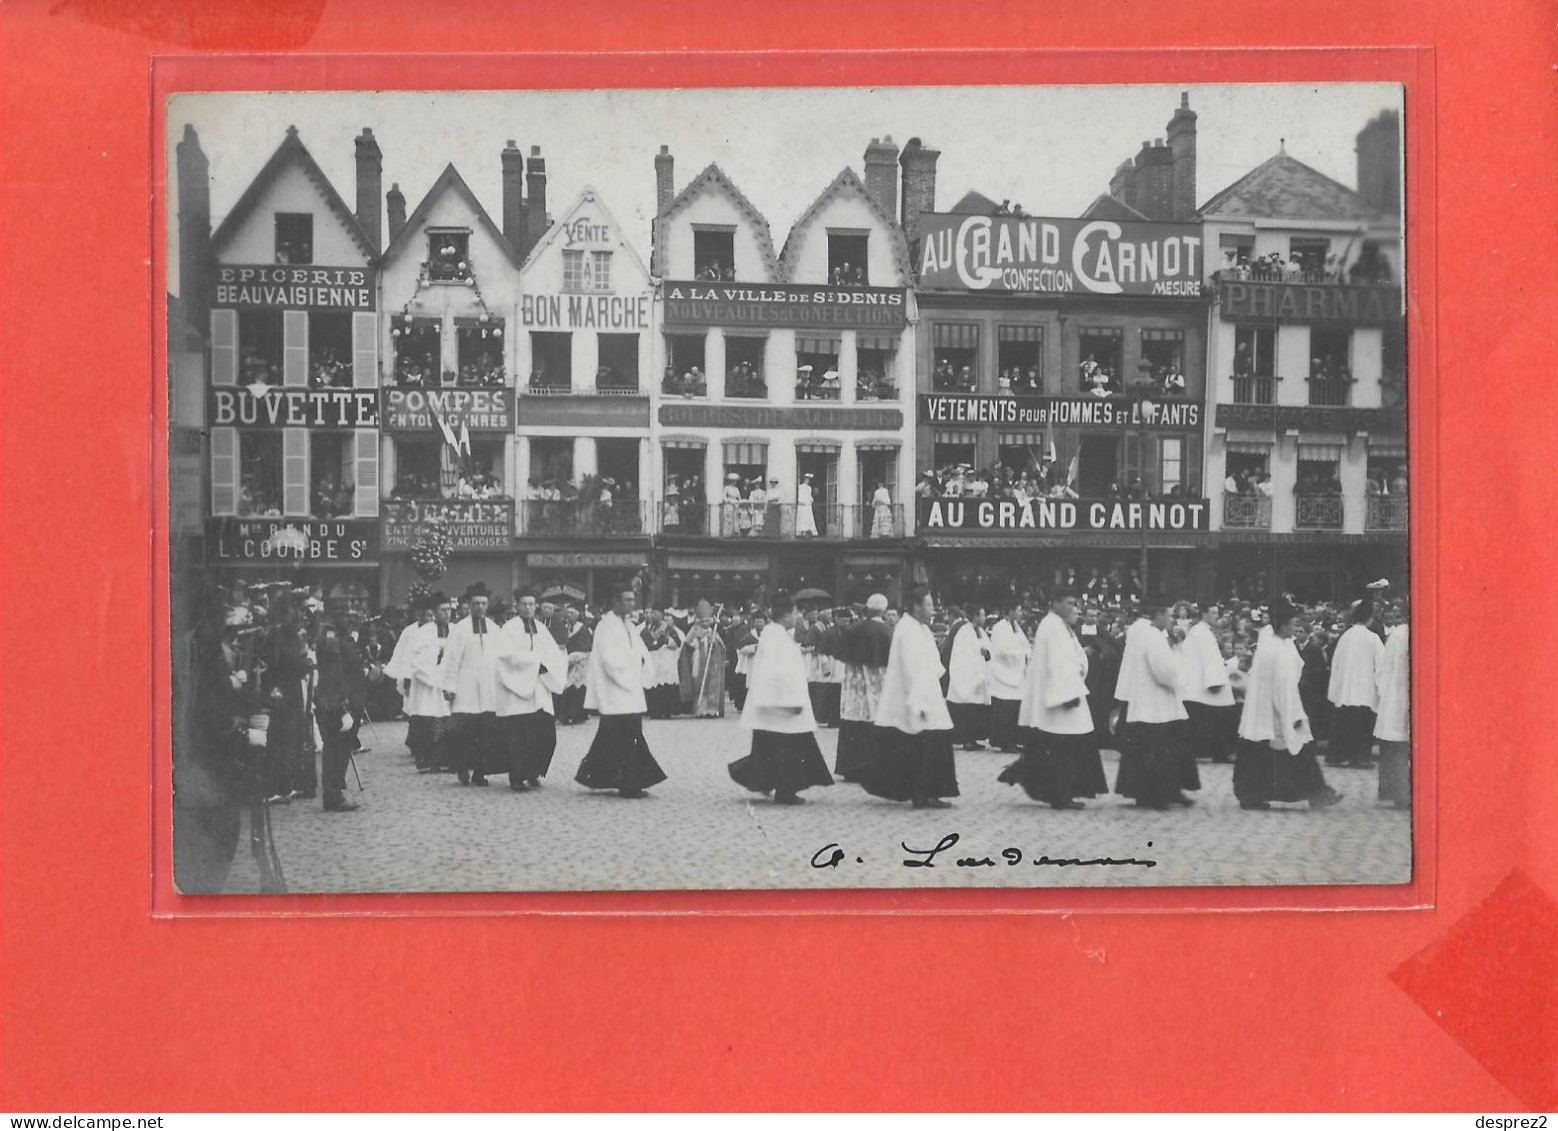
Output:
[
  {"xmin": 1066, "ymin": 451, "xmax": 1079, "ymax": 487},
  {"xmin": 431, "ymin": 405, "xmax": 459, "ymax": 451},
  {"xmin": 458, "ymin": 421, "xmax": 472, "ymax": 457},
  {"xmin": 1044, "ymin": 423, "xmax": 1058, "ymax": 465}
]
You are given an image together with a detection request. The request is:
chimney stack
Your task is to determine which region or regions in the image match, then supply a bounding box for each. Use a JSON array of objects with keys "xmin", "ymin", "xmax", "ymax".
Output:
[
  {"xmin": 863, "ymin": 135, "xmax": 900, "ymax": 218},
  {"xmin": 386, "ymin": 183, "xmax": 407, "ymax": 244},
  {"xmin": 897, "ymin": 137, "xmax": 940, "ymax": 242},
  {"xmin": 501, "ymin": 140, "xmax": 528, "ymax": 253},
  {"xmin": 1166, "ymin": 91, "xmax": 1199, "ymax": 221},
  {"xmin": 354, "ymin": 128, "xmax": 382, "ymax": 251},
  {"xmin": 655, "ymin": 144, "xmax": 675, "ymax": 216},
  {"xmin": 176, "ymin": 124, "xmax": 211, "ymax": 330},
  {"xmin": 525, "ymin": 145, "xmax": 548, "ymax": 259},
  {"xmin": 1355, "ymin": 109, "xmax": 1401, "ymax": 217},
  {"xmin": 1133, "ymin": 140, "xmax": 1175, "ymax": 220},
  {"xmin": 1110, "ymin": 158, "xmax": 1137, "ymax": 211}
]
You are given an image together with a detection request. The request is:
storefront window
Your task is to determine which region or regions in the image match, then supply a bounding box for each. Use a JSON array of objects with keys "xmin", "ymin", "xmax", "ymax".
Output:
[
  {"xmin": 931, "ymin": 323, "xmax": 979, "ymax": 392},
  {"xmin": 238, "ymin": 432, "xmax": 282, "ymax": 516},
  {"xmin": 693, "ymin": 229, "xmax": 736, "ymax": 280},
  {"xmin": 726, "ymin": 335, "xmax": 767, "ymax": 399},
  {"xmin": 663, "ymin": 333, "xmax": 706, "ymax": 395},
  {"xmin": 427, "ymin": 230, "xmax": 471, "ymax": 282},
  {"xmin": 392, "ymin": 438, "xmax": 443, "ymax": 499},
  {"xmin": 529, "ymin": 331, "xmax": 572, "ymax": 391},
  {"xmin": 457, "ymin": 319, "xmax": 505, "ymax": 387},
  {"xmin": 274, "ymin": 213, "xmax": 313, "ymax": 265},
  {"xmin": 391, "ymin": 317, "xmax": 441, "ymax": 387},
  {"xmin": 238, "ymin": 309, "xmax": 283, "ymax": 387},
  {"xmin": 794, "ymin": 337, "xmax": 840, "ymax": 401},
  {"xmin": 856, "ymin": 337, "xmax": 898, "ymax": 401},
  {"xmin": 597, "ymin": 334, "xmax": 639, "ymax": 392},
  {"xmin": 997, "ymin": 326, "xmax": 1042, "ymax": 395},
  {"xmin": 1077, "ymin": 328, "xmax": 1123, "ymax": 396},
  {"xmin": 827, "ymin": 232, "xmax": 869, "ymax": 285},
  {"xmin": 309, "ymin": 311, "xmax": 353, "ymax": 388},
  {"xmin": 310, "ymin": 432, "xmax": 355, "ymax": 518}
]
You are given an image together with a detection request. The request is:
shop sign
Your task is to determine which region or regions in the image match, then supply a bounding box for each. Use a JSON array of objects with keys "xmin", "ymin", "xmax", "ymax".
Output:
[
  {"xmin": 916, "ymin": 214, "xmax": 1204, "ymax": 296},
  {"xmin": 920, "ymin": 394, "xmax": 1200, "ymax": 429},
  {"xmin": 526, "ymin": 551, "xmax": 646, "ymax": 568},
  {"xmin": 519, "ymin": 292, "xmax": 651, "ymax": 330},
  {"xmin": 1216, "ymin": 279, "xmax": 1402, "ymax": 325},
  {"xmin": 662, "ymin": 282, "xmax": 908, "ymax": 330},
  {"xmin": 659, "ymin": 404, "xmax": 902, "ymax": 430},
  {"xmin": 917, "ymin": 497, "xmax": 1210, "ymax": 532},
  {"xmin": 211, "ymin": 264, "xmax": 375, "ymax": 310},
  {"xmin": 381, "ymin": 500, "xmax": 514, "ymax": 551},
  {"xmin": 381, "ymin": 388, "xmax": 513, "ymax": 431},
  {"xmin": 209, "ymin": 387, "xmax": 380, "ymax": 429},
  {"xmin": 207, "ymin": 518, "xmax": 378, "ymax": 563}
]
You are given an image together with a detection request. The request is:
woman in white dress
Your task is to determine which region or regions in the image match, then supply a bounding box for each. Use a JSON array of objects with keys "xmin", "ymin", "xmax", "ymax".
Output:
[
  {"xmin": 794, "ymin": 474, "xmax": 818, "ymax": 538},
  {"xmin": 870, "ymin": 482, "xmax": 895, "ymax": 538},
  {"xmin": 721, "ymin": 474, "xmax": 742, "ymax": 537}
]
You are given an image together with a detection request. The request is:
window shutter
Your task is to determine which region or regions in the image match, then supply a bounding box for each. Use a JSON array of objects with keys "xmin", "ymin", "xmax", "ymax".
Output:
[
  {"xmin": 353, "ymin": 428, "xmax": 380, "ymax": 517},
  {"xmin": 283, "ymin": 428, "xmax": 310, "ymax": 516},
  {"xmin": 352, "ymin": 311, "xmax": 378, "ymax": 388},
  {"xmin": 210, "ymin": 426, "xmax": 238, "ymax": 515},
  {"xmin": 1123, "ymin": 432, "xmax": 1142, "ymax": 487},
  {"xmin": 1186, "ymin": 438, "xmax": 1202, "ymax": 495},
  {"xmin": 283, "ymin": 310, "xmax": 309, "ymax": 387},
  {"xmin": 210, "ymin": 309, "xmax": 238, "ymax": 386}
]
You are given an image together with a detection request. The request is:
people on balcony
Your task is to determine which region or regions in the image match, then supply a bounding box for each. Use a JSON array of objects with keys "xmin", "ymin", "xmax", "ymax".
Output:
[
  {"xmin": 529, "ymin": 365, "xmax": 567, "ymax": 393},
  {"xmin": 309, "ymin": 348, "xmax": 353, "ymax": 388},
  {"xmin": 1297, "ymin": 468, "xmax": 1342, "ymax": 495},
  {"xmin": 458, "ymin": 359, "xmax": 505, "ymax": 388},
  {"xmin": 239, "ymin": 349, "xmax": 282, "ymax": 388},
  {"xmin": 726, "ymin": 361, "xmax": 766, "ymax": 398},
  {"xmin": 870, "ymin": 482, "xmax": 896, "ymax": 538},
  {"xmin": 391, "ymin": 354, "xmax": 435, "ymax": 388},
  {"xmin": 1080, "ymin": 355, "xmax": 1118, "ymax": 397},
  {"xmin": 311, "ymin": 475, "xmax": 354, "ymax": 519},
  {"xmin": 830, "ymin": 263, "xmax": 867, "ymax": 286},
  {"xmin": 795, "ymin": 474, "xmax": 818, "ymax": 538},
  {"xmin": 696, "ymin": 261, "xmax": 736, "ymax": 281},
  {"xmin": 662, "ymin": 366, "xmax": 707, "ymax": 397},
  {"xmin": 455, "ymin": 470, "xmax": 504, "ymax": 500},
  {"xmin": 237, "ymin": 470, "xmax": 282, "ymax": 516},
  {"xmin": 932, "ymin": 359, "xmax": 977, "ymax": 393},
  {"xmin": 595, "ymin": 363, "xmax": 636, "ymax": 393},
  {"xmin": 856, "ymin": 367, "xmax": 896, "ymax": 401},
  {"xmin": 795, "ymin": 365, "xmax": 841, "ymax": 401}
]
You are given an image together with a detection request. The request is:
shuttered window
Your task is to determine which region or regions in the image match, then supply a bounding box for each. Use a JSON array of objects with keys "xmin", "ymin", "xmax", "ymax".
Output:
[
  {"xmin": 282, "ymin": 310, "xmax": 309, "ymax": 387},
  {"xmin": 282, "ymin": 428, "xmax": 310, "ymax": 516},
  {"xmin": 210, "ymin": 309, "xmax": 238, "ymax": 386},
  {"xmin": 352, "ymin": 310, "xmax": 378, "ymax": 388},
  {"xmin": 353, "ymin": 429, "xmax": 380, "ymax": 518},
  {"xmin": 210, "ymin": 426, "xmax": 238, "ymax": 515}
]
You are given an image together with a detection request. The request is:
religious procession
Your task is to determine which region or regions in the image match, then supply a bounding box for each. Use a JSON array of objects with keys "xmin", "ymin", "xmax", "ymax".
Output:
[{"xmin": 182, "ymin": 572, "xmax": 1410, "ymax": 834}]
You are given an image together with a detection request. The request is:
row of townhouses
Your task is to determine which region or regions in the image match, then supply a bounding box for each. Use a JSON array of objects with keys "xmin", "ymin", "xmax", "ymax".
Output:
[{"xmin": 168, "ymin": 95, "xmax": 1406, "ymax": 613}]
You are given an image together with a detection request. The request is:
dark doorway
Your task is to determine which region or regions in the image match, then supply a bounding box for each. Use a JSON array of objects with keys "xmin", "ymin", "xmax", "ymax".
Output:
[{"xmin": 1077, "ymin": 435, "xmax": 1121, "ymax": 495}]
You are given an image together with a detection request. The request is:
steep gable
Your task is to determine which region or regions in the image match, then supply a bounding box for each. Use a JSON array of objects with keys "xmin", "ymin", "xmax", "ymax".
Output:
[
  {"xmin": 947, "ymin": 189, "xmax": 1001, "ymax": 216},
  {"xmin": 1199, "ymin": 152, "xmax": 1390, "ymax": 223},
  {"xmin": 777, "ymin": 167, "xmax": 913, "ymax": 285},
  {"xmin": 382, "ymin": 163, "xmax": 522, "ymax": 270},
  {"xmin": 209, "ymin": 126, "xmax": 375, "ymax": 261},
  {"xmin": 653, "ymin": 163, "xmax": 779, "ymax": 278},
  {"xmin": 521, "ymin": 186, "xmax": 650, "ymax": 285},
  {"xmin": 1080, "ymin": 192, "xmax": 1149, "ymax": 222}
]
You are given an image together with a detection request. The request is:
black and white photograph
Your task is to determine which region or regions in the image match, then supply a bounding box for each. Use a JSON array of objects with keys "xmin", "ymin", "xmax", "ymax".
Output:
[{"xmin": 165, "ymin": 82, "xmax": 1411, "ymax": 895}]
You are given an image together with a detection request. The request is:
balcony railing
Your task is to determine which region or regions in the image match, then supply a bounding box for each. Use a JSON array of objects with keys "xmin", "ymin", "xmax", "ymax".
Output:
[
  {"xmin": 518, "ymin": 499, "xmax": 647, "ymax": 537},
  {"xmin": 1231, "ymin": 375, "xmax": 1275, "ymax": 405},
  {"xmin": 795, "ymin": 378, "xmax": 842, "ymax": 401},
  {"xmin": 659, "ymin": 502, "xmax": 904, "ymax": 540},
  {"xmin": 1295, "ymin": 493, "xmax": 1344, "ymax": 529},
  {"xmin": 1366, "ymin": 495, "xmax": 1408, "ymax": 530},
  {"xmin": 1307, "ymin": 378, "xmax": 1353, "ymax": 407},
  {"xmin": 1212, "ymin": 265, "xmax": 1396, "ymax": 287},
  {"xmin": 520, "ymin": 381, "xmax": 642, "ymax": 396},
  {"xmin": 1222, "ymin": 494, "xmax": 1273, "ymax": 530}
]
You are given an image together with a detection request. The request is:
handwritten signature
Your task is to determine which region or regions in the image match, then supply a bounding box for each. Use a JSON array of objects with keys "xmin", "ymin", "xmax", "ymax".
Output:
[{"xmin": 810, "ymin": 832, "xmax": 1158, "ymax": 870}]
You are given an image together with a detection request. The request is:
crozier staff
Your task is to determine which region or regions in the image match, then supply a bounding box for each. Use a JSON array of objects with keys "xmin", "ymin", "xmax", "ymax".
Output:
[
  {"xmin": 495, "ymin": 588, "xmax": 566, "ymax": 792},
  {"xmin": 728, "ymin": 592, "xmax": 834, "ymax": 805},
  {"xmin": 858, "ymin": 585, "xmax": 959, "ymax": 809},
  {"xmin": 575, "ymin": 585, "xmax": 667, "ymax": 799}
]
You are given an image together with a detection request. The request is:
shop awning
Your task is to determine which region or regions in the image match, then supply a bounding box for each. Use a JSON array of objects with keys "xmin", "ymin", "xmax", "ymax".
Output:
[
  {"xmin": 1225, "ymin": 440, "xmax": 1274, "ymax": 455},
  {"xmin": 1367, "ymin": 440, "xmax": 1407, "ymax": 457},
  {"xmin": 933, "ymin": 430, "xmax": 979, "ymax": 446},
  {"xmin": 796, "ymin": 440, "xmax": 840, "ymax": 453},
  {"xmin": 999, "ymin": 432, "xmax": 1048, "ymax": 447},
  {"xmin": 855, "ymin": 440, "xmax": 901, "ymax": 452},
  {"xmin": 932, "ymin": 323, "xmax": 979, "ymax": 348},
  {"xmin": 1298, "ymin": 442, "xmax": 1346, "ymax": 461},
  {"xmin": 997, "ymin": 325, "xmax": 1042, "ymax": 342},
  {"xmin": 661, "ymin": 437, "xmax": 707, "ymax": 450},
  {"xmin": 795, "ymin": 335, "xmax": 841, "ymax": 355},
  {"xmin": 857, "ymin": 334, "xmax": 900, "ymax": 352},
  {"xmin": 723, "ymin": 440, "xmax": 768, "ymax": 464}
]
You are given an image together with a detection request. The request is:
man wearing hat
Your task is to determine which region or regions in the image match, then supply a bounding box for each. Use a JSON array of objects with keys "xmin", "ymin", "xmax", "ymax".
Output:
[
  {"xmin": 384, "ymin": 590, "xmax": 453, "ymax": 772},
  {"xmin": 439, "ymin": 582, "xmax": 502, "ymax": 785}
]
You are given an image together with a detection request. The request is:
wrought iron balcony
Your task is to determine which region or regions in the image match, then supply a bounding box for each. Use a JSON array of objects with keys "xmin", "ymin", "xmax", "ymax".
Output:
[
  {"xmin": 658, "ymin": 502, "xmax": 904, "ymax": 540},
  {"xmin": 1231, "ymin": 375, "xmax": 1275, "ymax": 405},
  {"xmin": 1295, "ymin": 493, "xmax": 1344, "ymax": 529},
  {"xmin": 1366, "ymin": 495, "xmax": 1408, "ymax": 530},
  {"xmin": 517, "ymin": 499, "xmax": 648, "ymax": 538},
  {"xmin": 1222, "ymin": 494, "xmax": 1272, "ymax": 529},
  {"xmin": 1307, "ymin": 378, "xmax": 1353, "ymax": 407}
]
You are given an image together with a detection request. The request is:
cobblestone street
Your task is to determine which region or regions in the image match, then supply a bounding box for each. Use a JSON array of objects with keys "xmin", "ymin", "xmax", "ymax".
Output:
[{"xmin": 222, "ymin": 715, "xmax": 1412, "ymax": 894}]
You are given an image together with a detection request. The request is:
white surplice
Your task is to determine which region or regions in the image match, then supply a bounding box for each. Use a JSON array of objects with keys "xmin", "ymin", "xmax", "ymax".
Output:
[
  {"xmin": 1017, "ymin": 611, "xmax": 1092, "ymax": 735},
  {"xmin": 740, "ymin": 622, "xmax": 817, "ymax": 734},
  {"xmin": 1328, "ymin": 623, "xmax": 1385, "ymax": 709},
  {"xmin": 1238, "ymin": 631, "xmax": 1311, "ymax": 752},
  {"xmin": 873, "ymin": 616, "xmax": 953, "ymax": 734},
  {"xmin": 439, "ymin": 615, "xmax": 500, "ymax": 714},
  {"xmin": 986, "ymin": 617, "xmax": 1031, "ymax": 702},
  {"xmin": 584, "ymin": 610, "xmax": 649, "ymax": 716},
  {"xmin": 495, "ymin": 616, "xmax": 567, "ymax": 718},
  {"xmin": 946, "ymin": 622, "xmax": 991, "ymax": 705},
  {"xmin": 1373, "ymin": 623, "xmax": 1410, "ymax": 742},
  {"xmin": 1179, "ymin": 621, "xmax": 1236, "ymax": 707}
]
